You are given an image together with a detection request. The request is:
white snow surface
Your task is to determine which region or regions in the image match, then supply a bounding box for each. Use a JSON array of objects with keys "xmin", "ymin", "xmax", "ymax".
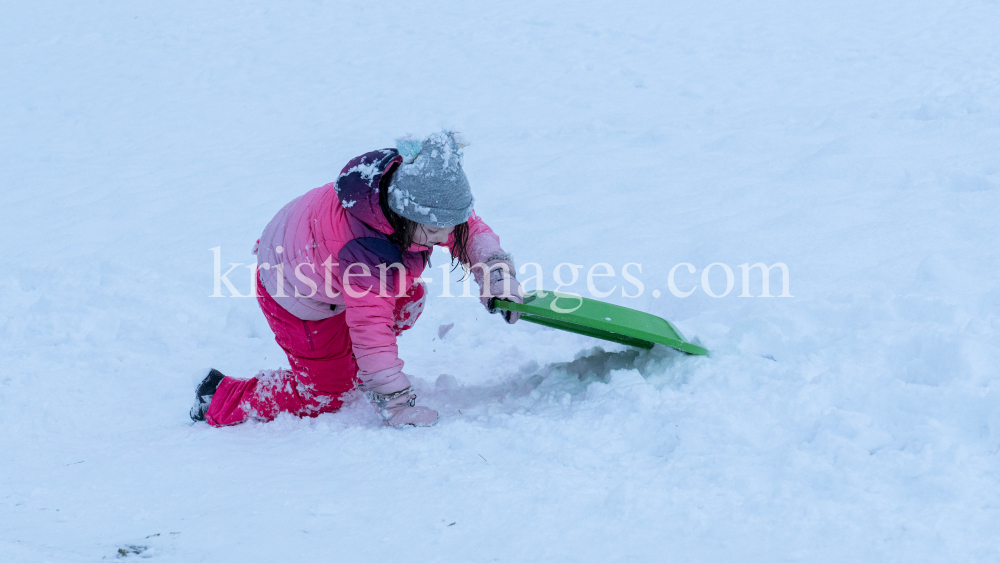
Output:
[{"xmin": 3, "ymin": 0, "xmax": 1000, "ymax": 561}]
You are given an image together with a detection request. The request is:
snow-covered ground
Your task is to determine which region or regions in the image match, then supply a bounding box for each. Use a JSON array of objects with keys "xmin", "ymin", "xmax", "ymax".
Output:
[{"xmin": 3, "ymin": 0, "xmax": 1000, "ymax": 561}]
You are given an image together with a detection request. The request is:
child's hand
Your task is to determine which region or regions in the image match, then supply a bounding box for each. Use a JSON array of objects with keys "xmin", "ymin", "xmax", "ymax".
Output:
[
  {"xmin": 480, "ymin": 259, "xmax": 523, "ymax": 324},
  {"xmin": 367, "ymin": 386, "xmax": 439, "ymax": 427},
  {"xmin": 491, "ymin": 291, "xmax": 522, "ymax": 324},
  {"xmin": 385, "ymin": 403, "xmax": 439, "ymax": 427}
]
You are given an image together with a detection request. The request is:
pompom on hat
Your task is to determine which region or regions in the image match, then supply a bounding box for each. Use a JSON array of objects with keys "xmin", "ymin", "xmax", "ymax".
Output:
[{"xmin": 387, "ymin": 131, "xmax": 475, "ymax": 228}]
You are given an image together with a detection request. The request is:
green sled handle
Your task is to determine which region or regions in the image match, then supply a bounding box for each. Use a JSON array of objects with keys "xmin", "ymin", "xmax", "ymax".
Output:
[{"xmin": 491, "ymin": 290, "xmax": 709, "ymax": 356}]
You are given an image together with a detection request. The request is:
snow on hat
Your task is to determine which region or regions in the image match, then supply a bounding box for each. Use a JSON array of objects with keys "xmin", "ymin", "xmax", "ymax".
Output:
[{"xmin": 387, "ymin": 131, "xmax": 474, "ymax": 228}]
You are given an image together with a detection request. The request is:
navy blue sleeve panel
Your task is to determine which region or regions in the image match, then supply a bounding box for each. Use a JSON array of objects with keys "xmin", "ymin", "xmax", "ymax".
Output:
[{"xmin": 338, "ymin": 236, "xmax": 405, "ymax": 295}]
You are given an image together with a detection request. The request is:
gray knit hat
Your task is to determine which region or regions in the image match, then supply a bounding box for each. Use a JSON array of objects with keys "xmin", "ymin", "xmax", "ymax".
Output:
[{"xmin": 387, "ymin": 131, "xmax": 475, "ymax": 228}]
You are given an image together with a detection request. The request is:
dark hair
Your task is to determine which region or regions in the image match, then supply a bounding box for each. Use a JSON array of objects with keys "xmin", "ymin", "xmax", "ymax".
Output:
[{"xmin": 379, "ymin": 164, "xmax": 471, "ymax": 268}]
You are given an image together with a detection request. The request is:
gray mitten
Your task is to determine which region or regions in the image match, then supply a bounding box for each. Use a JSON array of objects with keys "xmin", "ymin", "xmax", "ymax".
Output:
[
  {"xmin": 366, "ymin": 386, "xmax": 439, "ymax": 428},
  {"xmin": 476, "ymin": 254, "xmax": 524, "ymax": 324}
]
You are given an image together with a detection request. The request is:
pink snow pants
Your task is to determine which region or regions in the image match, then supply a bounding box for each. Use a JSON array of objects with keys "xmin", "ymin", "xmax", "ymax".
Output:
[{"xmin": 206, "ymin": 275, "xmax": 425, "ymax": 427}]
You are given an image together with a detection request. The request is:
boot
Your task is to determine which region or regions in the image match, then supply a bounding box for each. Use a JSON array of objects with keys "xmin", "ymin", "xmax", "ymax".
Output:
[{"xmin": 189, "ymin": 368, "xmax": 226, "ymax": 422}]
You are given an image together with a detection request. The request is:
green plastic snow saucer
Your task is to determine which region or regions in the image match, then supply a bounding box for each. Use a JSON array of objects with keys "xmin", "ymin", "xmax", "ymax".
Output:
[{"xmin": 491, "ymin": 291, "xmax": 709, "ymax": 355}]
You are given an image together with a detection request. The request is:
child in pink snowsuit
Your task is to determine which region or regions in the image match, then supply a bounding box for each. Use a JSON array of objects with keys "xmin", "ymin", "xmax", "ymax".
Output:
[{"xmin": 191, "ymin": 132, "xmax": 522, "ymax": 427}]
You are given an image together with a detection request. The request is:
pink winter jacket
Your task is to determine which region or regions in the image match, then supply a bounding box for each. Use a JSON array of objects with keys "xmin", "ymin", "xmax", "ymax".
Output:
[{"xmin": 255, "ymin": 148, "xmax": 506, "ymax": 393}]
